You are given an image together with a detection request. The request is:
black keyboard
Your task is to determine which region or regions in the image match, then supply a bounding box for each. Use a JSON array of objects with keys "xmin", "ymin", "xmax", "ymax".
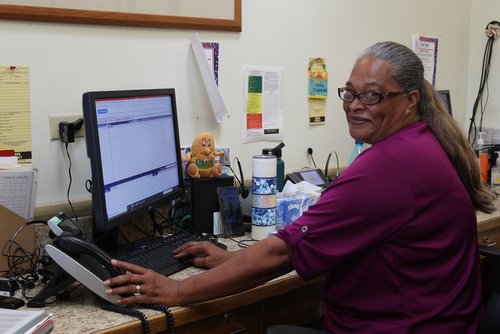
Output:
[{"xmin": 113, "ymin": 232, "xmax": 227, "ymax": 276}]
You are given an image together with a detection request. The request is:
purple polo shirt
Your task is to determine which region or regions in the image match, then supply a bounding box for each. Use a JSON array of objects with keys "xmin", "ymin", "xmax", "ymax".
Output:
[{"xmin": 276, "ymin": 121, "xmax": 482, "ymax": 333}]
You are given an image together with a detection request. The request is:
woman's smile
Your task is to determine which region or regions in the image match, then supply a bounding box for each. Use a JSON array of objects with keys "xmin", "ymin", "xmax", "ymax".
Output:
[{"xmin": 348, "ymin": 115, "xmax": 370, "ymax": 126}]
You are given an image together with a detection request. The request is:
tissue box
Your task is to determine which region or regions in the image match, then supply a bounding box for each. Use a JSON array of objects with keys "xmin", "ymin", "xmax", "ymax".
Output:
[{"xmin": 275, "ymin": 194, "xmax": 319, "ymax": 229}]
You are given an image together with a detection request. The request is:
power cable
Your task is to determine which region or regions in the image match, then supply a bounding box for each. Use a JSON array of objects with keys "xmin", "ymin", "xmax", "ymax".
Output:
[
  {"xmin": 64, "ymin": 142, "xmax": 78, "ymax": 224},
  {"xmin": 468, "ymin": 21, "xmax": 500, "ymax": 145}
]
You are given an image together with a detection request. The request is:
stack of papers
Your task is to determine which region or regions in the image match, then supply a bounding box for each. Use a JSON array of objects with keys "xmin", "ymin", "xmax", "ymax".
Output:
[{"xmin": 0, "ymin": 308, "xmax": 53, "ymax": 334}]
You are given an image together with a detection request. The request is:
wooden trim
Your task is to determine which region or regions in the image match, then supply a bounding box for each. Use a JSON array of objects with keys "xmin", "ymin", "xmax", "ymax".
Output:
[
  {"xmin": 0, "ymin": 1, "xmax": 241, "ymax": 32},
  {"xmin": 34, "ymin": 198, "xmax": 92, "ymax": 220},
  {"xmin": 172, "ymin": 275, "xmax": 325, "ymax": 327},
  {"xmin": 94, "ymin": 275, "xmax": 326, "ymax": 334}
]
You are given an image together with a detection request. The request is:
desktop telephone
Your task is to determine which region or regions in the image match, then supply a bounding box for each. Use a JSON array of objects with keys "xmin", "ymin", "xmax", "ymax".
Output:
[
  {"xmin": 43, "ymin": 223, "xmax": 176, "ymax": 333},
  {"xmin": 286, "ymin": 168, "xmax": 330, "ymax": 188},
  {"xmin": 42, "ymin": 212, "xmax": 125, "ymax": 304}
]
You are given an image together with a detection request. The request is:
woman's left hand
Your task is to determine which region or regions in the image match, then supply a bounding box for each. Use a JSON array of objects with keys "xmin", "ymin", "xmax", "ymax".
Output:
[
  {"xmin": 104, "ymin": 259, "xmax": 179, "ymax": 306},
  {"xmin": 174, "ymin": 241, "xmax": 233, "ymax": 268}
]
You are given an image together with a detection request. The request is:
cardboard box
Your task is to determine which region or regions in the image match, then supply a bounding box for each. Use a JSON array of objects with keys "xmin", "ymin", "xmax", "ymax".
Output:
[{"xmin": 0, "ymin": 205, "xmax": 35, "ymax": 273}]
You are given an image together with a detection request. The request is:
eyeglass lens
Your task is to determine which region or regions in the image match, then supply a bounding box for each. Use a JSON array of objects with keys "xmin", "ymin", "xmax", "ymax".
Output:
[{"xmin": 338, "ymin": 89, "xmax": 381, "ymax": 105}]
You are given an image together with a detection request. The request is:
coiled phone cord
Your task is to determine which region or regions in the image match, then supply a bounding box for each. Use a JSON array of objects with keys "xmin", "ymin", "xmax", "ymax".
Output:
[
  {"xmin": 101, "ymin": 302, "xmax": 151, "ymax": 334},
  {"xmin": 144, "ymin": 303, "xmax": 175, "ymax": 334},
  {"xmin": 100, "ymin": 302, "xmax": 175, "ymax": 334}
]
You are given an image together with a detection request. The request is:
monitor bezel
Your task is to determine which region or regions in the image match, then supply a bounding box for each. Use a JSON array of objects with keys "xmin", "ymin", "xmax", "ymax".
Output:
[
  {"xmin": 82, "ymin": 88, "xmax": 185, "ymax": 232},
  {"xmin": 436, "ymin": 89, "xmax": 452, "ymax": 116}
]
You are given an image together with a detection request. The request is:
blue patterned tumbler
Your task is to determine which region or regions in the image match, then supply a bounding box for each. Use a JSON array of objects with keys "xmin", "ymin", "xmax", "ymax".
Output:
[{"xmin": 251, "ymin": 154, "xmax": 277, "ymax": 240}]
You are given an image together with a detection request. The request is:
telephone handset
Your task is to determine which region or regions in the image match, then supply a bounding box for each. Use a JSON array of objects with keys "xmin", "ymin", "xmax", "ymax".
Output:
[
  {"xmin": 44, "ymin": 232, "xmax": 177, "ymax": 333},
  {"xmin": 56, "ymin": 235, "xmax": 126, "ymax": 279},
  {"xmin": 45, "ymin": 234, "xmax": 126, "ymax": 304}
]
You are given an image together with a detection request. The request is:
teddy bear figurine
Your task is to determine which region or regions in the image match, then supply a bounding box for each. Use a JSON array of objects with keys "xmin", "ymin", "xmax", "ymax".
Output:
[{"xmin": 183, "ymin": 132, "xmax": 225, "ymax": 178}]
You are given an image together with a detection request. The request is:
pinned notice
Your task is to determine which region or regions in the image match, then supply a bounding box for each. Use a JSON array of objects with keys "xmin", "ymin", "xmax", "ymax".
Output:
[
  {"xmin": 0, "ymin": 65, "xmax": 32, "ymax": 162},
  {"xmin": 308, "ymin": 57, "xmax": 328, "ymax": 125}
]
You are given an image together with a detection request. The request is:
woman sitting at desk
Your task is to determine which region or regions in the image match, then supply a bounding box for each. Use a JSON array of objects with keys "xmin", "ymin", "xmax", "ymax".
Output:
[{"xmin": 104, "ymin": 41, "xmax": 495, "ymax": 333}]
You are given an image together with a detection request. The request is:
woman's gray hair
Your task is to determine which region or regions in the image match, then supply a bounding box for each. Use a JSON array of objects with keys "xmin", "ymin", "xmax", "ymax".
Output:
[
  {"xmin": 358, "ymin": 41, "xmax": 495, "ymax": 213},
  {"xmin": 359, "ymin": 41, "xmax": 424, "ymax": 94}
]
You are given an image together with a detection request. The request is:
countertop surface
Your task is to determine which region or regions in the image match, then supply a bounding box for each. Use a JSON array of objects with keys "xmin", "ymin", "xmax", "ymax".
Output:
[{"xmin": 15, "ymin": 235, "xmax": 260, "ymax": 334}]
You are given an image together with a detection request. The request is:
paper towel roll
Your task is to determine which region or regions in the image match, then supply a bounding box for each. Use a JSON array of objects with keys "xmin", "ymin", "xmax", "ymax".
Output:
[{"xmin": 251, "ymin": 154, "xmax": 277, "ymax": 240}]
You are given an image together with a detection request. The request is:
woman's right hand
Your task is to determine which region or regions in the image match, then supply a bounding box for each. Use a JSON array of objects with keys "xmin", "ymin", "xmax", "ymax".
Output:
[{"xmin": 173, "ymin": 241, "xmax": 234, "ymax": 269}]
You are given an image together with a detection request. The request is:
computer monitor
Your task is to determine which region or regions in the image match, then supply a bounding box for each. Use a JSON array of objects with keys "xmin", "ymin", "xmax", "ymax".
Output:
[
  {"xmin": 83, "ymin": 88, "xmax": 184, "ymax": 232},
  {"xmin": 437, "ymin": 90, "xmax": 452, "ymax": 116}
]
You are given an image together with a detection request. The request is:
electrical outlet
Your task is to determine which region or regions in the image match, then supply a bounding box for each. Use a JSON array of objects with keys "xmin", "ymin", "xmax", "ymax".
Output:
[{"xmin": 49, "ymin": 115, "xmax": 85, "ymax": 140}]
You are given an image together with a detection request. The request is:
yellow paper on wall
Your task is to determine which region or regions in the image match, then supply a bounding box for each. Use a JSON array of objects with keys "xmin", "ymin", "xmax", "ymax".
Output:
[
  {"xmin": 0, "ymin": 66, "xmax": 31, "ymax": 162},
  {"xmin": 308, "ymin": 58, "xmax": 327, "ymax": 125}
]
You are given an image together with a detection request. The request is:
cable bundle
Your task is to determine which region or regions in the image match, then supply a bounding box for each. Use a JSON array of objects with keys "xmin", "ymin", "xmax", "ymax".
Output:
[
  {"xmin": 1, "ymin": 222, "xmax": 45, "ymax": 288},
  {"xmin": 468, "ymin": 21, "xmax": 500, "ymax": 144}
]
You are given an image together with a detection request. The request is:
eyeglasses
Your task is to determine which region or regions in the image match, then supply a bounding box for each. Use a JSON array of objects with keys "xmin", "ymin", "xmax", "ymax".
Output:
[{"xmin": 338, "ymin": 87, "xmax": 409, "ymax": 105}]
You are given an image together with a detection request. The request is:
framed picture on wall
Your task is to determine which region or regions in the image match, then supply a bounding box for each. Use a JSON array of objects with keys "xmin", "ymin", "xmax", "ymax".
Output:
[{"xmin": 0, "ymin": 0, "xmax": 242, "ymax": 31}]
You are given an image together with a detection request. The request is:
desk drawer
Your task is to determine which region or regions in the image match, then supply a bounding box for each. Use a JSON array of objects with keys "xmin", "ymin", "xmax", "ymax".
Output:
[
  {"xmin": 174, "ymin": 303, "xmax": 261, "ymax": 334},
  {"xmin": 262, "ymin": 281, "xmax": 324, "ymax": 329},
  {"xmin": 478, "ymin": 226, "xmax": 500, "ymax": 247}
]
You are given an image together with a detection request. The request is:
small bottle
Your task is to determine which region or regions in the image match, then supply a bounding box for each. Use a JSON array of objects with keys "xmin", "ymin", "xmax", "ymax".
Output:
[
  {"xmin": 477, "ymin": 132, "xmax": 489, "ymax": 184},
  {"xmin": 490, "ymin": 152, "xmax": 500, "ymax": 193},
  {"xmin": 262, "ymin": 143, "xmax": 285, "ymax": 192},
  {"xmin": 477, "ymin": 131, "xmax": 486, "ymax": 151},
  {"xmin": 348, "ymin": 140, "xmax": 365, "ymax": 165},
  {"xmin": 276, "ymin": 152, "xmax": 285, "ymax": 192}
]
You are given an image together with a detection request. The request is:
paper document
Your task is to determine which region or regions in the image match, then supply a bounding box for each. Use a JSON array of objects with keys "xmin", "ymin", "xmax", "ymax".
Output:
[
  {"xmin": 0, "ymin": 65, "xmax": 32, "ymax": 162},
  {"xmin": 190, "ymin": 34, "xmax": 228, "ymax": 123},
  {"xmin": 0, "ymin": 167, "xmax": 38, "ymax": 220},
  {"xmin": 411, "ymin": 35, "xmax": 439, "ymax": 86},
  {"xmin": 202, "ymin": 41, "xmax": 219, "ymax": 85},
  {"xmin": 243, "ymin": 66, "xmax": 284, "ymax": 143},
  {"xmin": 308, "ymin": 57, "xmax": 328, "ymax": 125},
  {"xmin": 0, "ymin": 308, "xmax": 53, "ymax": 334}
]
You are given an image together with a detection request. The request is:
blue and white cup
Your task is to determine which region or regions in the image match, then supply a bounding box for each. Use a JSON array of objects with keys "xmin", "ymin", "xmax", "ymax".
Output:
[{"xmin": 251, "ymin": 154, "xmax": 277, "ymax": 240}]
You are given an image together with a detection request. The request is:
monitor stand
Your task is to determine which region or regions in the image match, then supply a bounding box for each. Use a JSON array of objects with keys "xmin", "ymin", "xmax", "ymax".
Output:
[{"xmin": 92, "ymin": 220, "xmax": 119, "ymax": 253}]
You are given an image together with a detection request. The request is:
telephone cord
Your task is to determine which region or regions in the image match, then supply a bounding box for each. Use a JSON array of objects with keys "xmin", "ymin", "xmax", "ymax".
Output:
[{"xmin": 101, "ymin": 302, "xmax": 150, "ymax": 334}]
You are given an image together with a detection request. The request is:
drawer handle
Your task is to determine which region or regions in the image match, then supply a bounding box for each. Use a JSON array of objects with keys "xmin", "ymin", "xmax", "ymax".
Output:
[
  {"xmin": 224, "ymin": 314, "xmax": 248, "ymax": 333},
  {"xmin": 483, "ymin": 236, "xmax": 497, "ymax": 247}
]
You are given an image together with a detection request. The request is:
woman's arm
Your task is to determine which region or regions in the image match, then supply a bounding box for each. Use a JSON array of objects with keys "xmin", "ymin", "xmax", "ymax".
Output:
[{"xmin": 104, "ymin": 235, "xmax": 293, "ymax": 306}]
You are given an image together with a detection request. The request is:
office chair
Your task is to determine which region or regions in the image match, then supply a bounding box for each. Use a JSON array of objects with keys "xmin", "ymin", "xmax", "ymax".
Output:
[
  {"xmin": 266, "ymin": 325, "xmax": 329, "ymax": 334},
  {"xmin": 267, "ymin": 245, "xmax": 500, "ymax": 334},
  {"xmin": 478, "ymin": 245, "xmax": 500, "ymax": 334}
]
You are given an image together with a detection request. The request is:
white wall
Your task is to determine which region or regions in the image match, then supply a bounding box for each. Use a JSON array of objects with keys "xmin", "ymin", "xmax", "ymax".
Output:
[{"xmin": 0, "ymin": 0, "xmax": 483, "ymax": 212}]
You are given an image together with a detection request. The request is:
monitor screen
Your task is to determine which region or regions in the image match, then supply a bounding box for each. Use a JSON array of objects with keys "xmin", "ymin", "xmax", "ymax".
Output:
[
  {"xmin": 83, "ymin": 88, "xmax": 184, "ymax": 231},
  {"xmin": 437, "ymin": 90, "xmax": 452, "ymax": 115}
]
